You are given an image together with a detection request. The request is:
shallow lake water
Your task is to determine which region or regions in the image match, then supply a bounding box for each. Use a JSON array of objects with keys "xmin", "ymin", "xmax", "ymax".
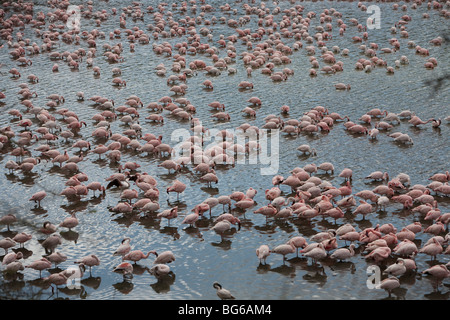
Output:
[{"xmin": 0, "ymin": 0, "xmax": 449, "ymax": 300}]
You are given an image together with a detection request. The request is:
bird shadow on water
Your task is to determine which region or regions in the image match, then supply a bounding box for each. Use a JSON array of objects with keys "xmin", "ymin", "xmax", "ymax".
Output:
[
  {"xmin": 30, "ymin": 206, "xmax": 48, "ymax": 216},
  {"xmin": 113, "ymin": 278, "xmax": 134, "ymax": 295},
  {"xmin": 111, "ymin": 212, "xmax": 140, "ymax": 228},
  {"xmin": 13, "ymin": 247, "xmax": 33, "ymax": 259},
  {"xmin": 379, "ymin": 287, "xmax": 408, "ymax": 300},
  {"xmin": 301, "ymin": 265, "xmax": 328, "ymax": 288},
  {"xmin": 327, "ymin": 261, "xmax": 356, "ymax": 274},
  {"xmin": 158, "ymin": 226, "xmax": 181, "ymax": 240},
  {"xmin": 297, "ymin": 153, "xmax": 315, "ymax": 162},
  {"xmin": 183, "ymin": 225, "xmax": 203, "ymax": 240},
  {"xmin": 149, "ymin": 272, "xmax": 176, "ymax": 294},
  {"xmin": 59, "ymin": 230, "xmax": 79, "ymax": 243},
  {"xmin": 2, "ymin": 273, "xmax": 25, "ymax": 288},
  {"xmin": 253, "ymin": 222, "xmax": 278, "ymax": 234},
  {"xmin": 199, "ymin": 186, "xmax": 220, "ymax": 196},
  {"xmin": 210, "ymin": 238, "xmax": 232, "ymax": 250},
  {"xmin": 0, "ymin": 229, "xmax": 17, "ymax": 239},
  {"xmin": 166, "ymin": 198, "xmax": 187, "ymax": 210},
  {"xmin": 269, "ymin": 262, "xmax": 296, "ymax": 277},
  {"xmin": 57, "ymin": 285, "xmax": 88, "ymax": 299},
  {"xmin": 423, "ymin": 288, "xmax": 450, "ymax": 300},
  {"xmin": 256, "ymin": 262, "xmax": 272, "ymax": 274},
  {"xmin": 16, "ymin": 172, "xmax": 40, "ymax": 186}
]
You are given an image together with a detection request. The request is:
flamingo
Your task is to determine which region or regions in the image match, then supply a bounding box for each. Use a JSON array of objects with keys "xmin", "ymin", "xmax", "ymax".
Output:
[
  {"xmin": 12, "ymin": 232, "xmax": 32, "ymax": 247},
  {"xmin": 271, "ymin": 242, "xmax": 296, "ymax": 263},
  {"xmin": 330, "ymin": 244, "xmax": 356, "ymax": 262},
  {"xmin": 377, "ymin": 277, "xmax": 400, "ymax": 297},
  {"xmin": 75, "ymin": 254, "xmax": 100, "ymax": 275},
  {"xmin": 419, "ymin": 238, "xmax": 443, "ymax": 260},
  {"xmin": 26, "ymin": 258, "xmax": 52, "ymax": 278},
  {"xmin": 383, "ymin": 259, "xmax": 407, "ymax": 277},
  {"xmin": 44, "ymin": 272, "xmax": 72, "ymax": 294},
  {"xmin": 182, "ymin": 210, "xmax": 200, "ymax": 227},
  {"xmin": 149, "ymin": 264, "xmax": 171, "ymax": 278},
  {"xmin": 114, "ymin": 262, "xmax": 134, "ymax": 278},
  {"xmin": 59, "ymin": 213, "xmax": 79, "ymax": 231},
  {"xmin": 113, "ymin": 238, "xmax": 132, "ymax": 257},
  {"xmin": 29, "ymin": 191, "xmax": 47, "ymax": 207},
  {"xmin": 256, "ymin": 245, "xmax": 271, "ymax": 264},
  {"xmin": 157, "ymin": 207, "xmax": 178, "ymax": 226},
  {"xmin": 303, "ymin": 243, "xmax": 328, "ymax": 264},
  {"xmin": 122, "ymin": 250, "xmax": 156, "ymax": 264},
  {"xmin": 46, "ymin": 252, "xmax": 68, "ymax": 268},
  {"xmin": 409, "ymin": 115, "xmax": 434, "ymax": 126},
  {"xmin": 0, "ymin": 214, "xmax": 17, "ymax": 231},
  {"xmin": 153, "ymin": 251, "xmax": 176, "ymax": 264},
  {"xmin": 287, "ymin": 236, "xmax": 308, "ymax": 257},
  {"xmin": 2, "ymin": 251, "xmax": 23, "ymax": 266},
  {"xmin": 213, "ymin": 282, "xmax": 236, "ymax": 300},
  {"xmin": 166, "ymin": 180, "xmax": 186, "ymax": 200}
]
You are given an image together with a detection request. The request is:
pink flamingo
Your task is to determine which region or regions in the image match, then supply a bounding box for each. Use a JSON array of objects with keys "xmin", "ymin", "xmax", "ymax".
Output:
[
  {"xmin": 419, "ymin": 238, "xmax": 443, "ymax": 260},
  {"xmin": 75, "ymin": 254, "xmax": 100, "ymax": 275},
  {"xmin": 123, "ymin": 250, "xmax": 156, "ymax": 264},
  {"xmin": 254, "ymin": 204, "xmax": 277, "ymax": 222},
  {"xmin": 287, "ymin": 236, "xmax": 308, "ymax": 257},
  {"xmin": 365, "ymin": 171, "xmax": 389, "ymax": 182},
  {"xmin": 114, "ymin": 262, "xmax": 134, "ymax": 277},
  {"xmin": 46, "ymin": 252, "xmax": 68, "ymax": 268},
  {"xmin": 26, "ymin": 258, "xmax": 52, "ymax": 278},
  {"xmin": 166, "ymin": 180, "xmax": 186, "ymax": 200},
  {"xmin": 338, "ymin": 181, "xmax": 352, "ymax": 197},
  {"xmin": 429, "ymin": 171, "xmax": 450, "ymax": 182},
  {"xmin": 87, "ymin": 182, "xmax": 106, "ymax": 196},
  {"xmin": 182, "ymin": 209, "xmax": 201, "ymax": 227},
  {"xmin": 304, "ymin": 243, "xmax": 328, "ymax": 264},
  {"xmin": 200, "ymin": 171, "xmax": 218, "ymax": 187},
  {"xmin": 318, "ymin": 162, "xmax": 335, "ymax": 174},
  {"xmin": 29, "ymin": 191, "xmax": 47, "ymax": 207},
  {"xmin": 113, "ymin": 238, "xmax": 132, "ymax": 257},
  {"xmin": 334, "ymin": 83, "xmax": 351, "ymax": 90},
  {"xmin": 324, "ymin": 207, "xmax": 345, "ymax": 223},
  {"xmin": 409, "ymin": 115, "xmax": 434, "ymax": 126},
  {"xmin": 59, "ymin": 213, "xmax": 79, "ymax": 231},
  {"xmin": 0, "ymin": 238, "xmax": 16, "ymax": 254},
  {"xmin": 0, "ymin": 214, "xmax": 17, "ymax": 231},
  {"xmin": 158, "ymin": 160, "xmax": 180, "ymax": 173},
  {"xmin": 422, "ymin": 265, "xmax": 450, "ymax": 280},
  {"xmin": 353, "ymin": 200, "xmax": 373, "ymax": 218},
  {"xmin": 365, "ymin": 246, "xmax": 391, "ymax": 262},
  {"xmin": 377, "ymin": 277, "xmax": 400, "ymax": 297},
  {"xmin": 12, "ymin": 232, "xmax": 32, "ymax": 247},
  {"xmin": 271, "ymin": 242, "xmax": 296, "ymax": 263},
  {"xmin": 393, "ymin": 239, "xmax": 418, "ymax": 257},
  {"xmin": 157, "ymin": 207, "xmax": 178, "ymax": 226},
  {"xmin": 339, "ymin": 168, "xmax": 353, "ymax": 181},
  {"xmin": 153, "ymin": 251, "xmax": 175, "ymax": 264},
  {"xmin": 120, "ymin": 189, "xmax": 138, "ymax": 204},
  {"xmin": 383, "ymin": 259, "xmax": 407, "ymax": 277},
  {"xmin": 2, "ymin": 251, "xmax": 24, "ymax": 266},
  {"xmin": 330, "ymin": 244, "xmax": 356, "ymax": 261},
  {"xmin": 256, "ymin": 245, "xmax": 270, "ymax": 264}
]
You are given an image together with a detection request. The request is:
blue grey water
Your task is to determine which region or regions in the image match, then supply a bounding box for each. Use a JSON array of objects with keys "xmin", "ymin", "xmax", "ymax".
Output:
[{"xmin": 0, "ymin": 0, "xmax": 449, "ymax": 300}]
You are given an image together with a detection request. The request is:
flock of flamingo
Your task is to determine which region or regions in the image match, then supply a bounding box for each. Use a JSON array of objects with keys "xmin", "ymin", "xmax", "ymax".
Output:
[{"xmin": 0, "ymin": 0, "xmax": 449, "ymax": 299}]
